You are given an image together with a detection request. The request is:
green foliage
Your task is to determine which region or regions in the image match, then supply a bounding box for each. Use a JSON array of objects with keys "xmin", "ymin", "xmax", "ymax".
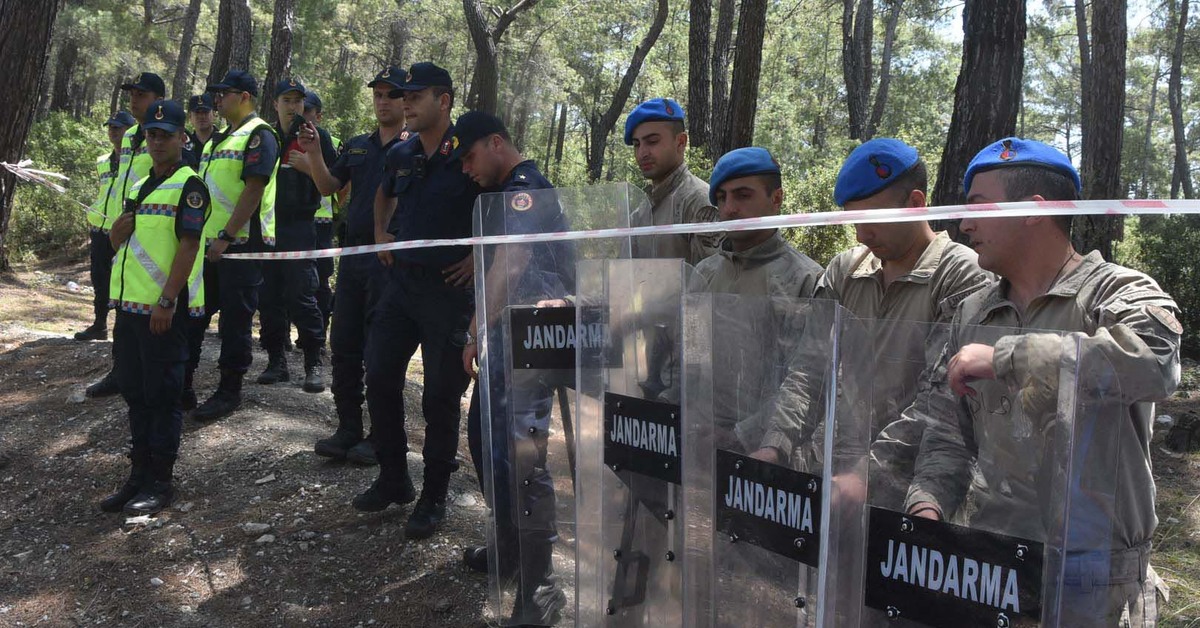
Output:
[
  {"xmin": 1133, "ymin": 215, "xmax": 1200, "ymax": 356},
  {"xmin": 779, "ymin": 161, "xmax": 855, "ymax": 266},
  {"xmin": 10, "ymin": 112, "xmax": 108, "ymax": 261}
]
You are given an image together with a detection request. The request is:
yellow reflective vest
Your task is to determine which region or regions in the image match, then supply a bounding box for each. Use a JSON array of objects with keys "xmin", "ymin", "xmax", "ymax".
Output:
[
  {"xmin": 315, "ymin": 134, "xmax": 342, "ymax": 223},
  {"xmin": 111, "ymin": 124, "xmax": 153, "ymax": 225},
  {"xmin": 88, "ymin": 152, "xmax": 121, "ymax": 231},
  {"xmin": 109, "ymin": 166, "xmax": 205, "ymax": 317},
  {"xmin": 199, "ymin": 115, "xmax": 278, "ymax": 245}
]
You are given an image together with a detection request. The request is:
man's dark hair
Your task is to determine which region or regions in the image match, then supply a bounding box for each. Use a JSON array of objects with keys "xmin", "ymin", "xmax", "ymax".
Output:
[
  {"xmin": 670, "ymin": 120, "xmax": 685, "ymax": 136},
  {"xmin": 760, "ymin": 173, "xmax": 783, "ymax": 195},
  {"xmin": 432, "ymin": 85, "xmax": 455, "ymax": 110},
  {"xmin": 993, "ymin": 166, "xmax": 1079, "ymax": 234},
  {"xmin": 889, "ymin": 159, "xmax": 928, "ymax": 199}
]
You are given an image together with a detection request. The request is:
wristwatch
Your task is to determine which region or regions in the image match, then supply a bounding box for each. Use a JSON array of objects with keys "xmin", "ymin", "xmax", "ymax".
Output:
[
  {"xmin": 217, "ymin": 229, "xmax": 236, "ymax": 243},
  {"xmin": 157, "ymin": 295, "xmax": 177, "ymax": 309}
]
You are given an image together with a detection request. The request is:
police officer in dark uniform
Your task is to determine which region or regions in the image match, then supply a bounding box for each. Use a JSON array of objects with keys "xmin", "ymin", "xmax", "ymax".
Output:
[
  {"xmin": 294, "ymin": 65, "xmax": 409, "ymax": 466},
  {"xmin": 185, "ymin": 93, "xmax": 216, "ymax": 167},
  {"xmin": 189, "ymin": 70, "xmax": 281, "ymax": 421},
  {"xmin": 302, "ymin": 89, "xmax": 339, "ymax": 336},
  {"xmin": 101, "ymin": 99, "xmax": 208, "ymax": 515},
  {"xmin": 255, "ymin": 78, "xmax": 333, "ymax": 393},
  {"xmin": 350, "ymin": 62, "xmax": 480, "ymax": 540},
  {"xmin": 456, "ymin": 111, "xmax": 570, "ymax": 626}
]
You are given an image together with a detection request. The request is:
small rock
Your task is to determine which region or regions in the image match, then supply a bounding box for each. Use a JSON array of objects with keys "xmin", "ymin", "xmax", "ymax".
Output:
[
  {"xmin": 66, "ymin": 281, "xmax": 80, "ymax": 292},
  {"xmin": 255, "ymin": 534, "xmax": 276, "ymax": 544},
  {"xmin": 1156, "ymin": 414, "xmax": 1175, "ymax": 429},
  {"xmin": 150, "ymin": 577, "xmax": 164, "ymax": 587},
  {"xmin": 452, "ymin": 493, "xmax": 477, "ymax": 507},
  {"xmin": 295, "ymin": 530, "xmax": 317, "ymax": 541},
  {"xmin": 13, "ymin": 550, "xmax": 32, "ymax": 562},
  {"xmin": 241, "ymin": 523, "xmax": 271, "ymax": 536},
  {"xmin": 240, "ymin": 596, "xmax": 252, "ymax": 608},
  {"xmin": 125, "ymin": 515, "xmax": 153, "ymax": 527},
  {"xmin": 433, "ymin": 599, "xmax": 453, "ymax": 613},
  {"xmin": 1166, "ymin": 516, "xmax": 1181, "ymax": 525},
  {"xmin": 67, "ymin": 389, "xmax": 86, "ymax": 404},
  {"xmin": 298, "ymin": 542, "xmax": 310, "ymax": 551},
  {"xmin": 254, "ymin": 473, "xmax": 277, "ymax": 485},
  {"xmin": 178, "ymin": 502, "xmax": 194, "ymax": 513}
]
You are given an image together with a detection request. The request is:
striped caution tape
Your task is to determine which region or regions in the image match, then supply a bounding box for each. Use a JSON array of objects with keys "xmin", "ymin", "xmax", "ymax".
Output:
[{"xmin": 220, "ymin": 198, "xmax": 1200, "ymax": 261}]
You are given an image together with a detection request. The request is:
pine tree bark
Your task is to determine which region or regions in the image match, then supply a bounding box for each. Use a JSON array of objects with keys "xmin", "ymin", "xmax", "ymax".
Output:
[
  {"xmin": 866, "ymin": 0, "xmax": 903, "ymax": 139},
  {"xmin": 727, "ymin": 0, "xmax": 768, "ymax": 149},
  {"xmin": 709, "ymin": 0, "xmax": 736, "ymax": 158},
  {"xmin": 687, "ymin": 0, "xmax": 712, "ymax": 149},
  {"xmin": 585, "ymin": 0, "xmax": 669, "ymax": 182},
  {"xmin": 171, "ymin": 0, "xmax": 204, "ymax": 102},
  {"xmin": 842, "ymin": 0, "xmax": 874, "ymax": 140},
  {"xmin": 463, "ymin": 0, "xmax": 538, "ymax": 115},
  {"xmin": 0, "ymin": 0, "xmax": 60, "ymax": 272},
  {"xmin": 1169, "ymin": 0, "xmax": 1193, "ymax": 199},
  {"xmin": 1074, "ymin": 0, "xmax": 1126, "ymax": 260},
  {"xmin": 1139, "ymin": 54, "xmax": 1163, "ymax": 198},
  {"xmin": 389, "ymin": 18, "xmax": 409, "ymax": 67},
  {"xmin": 208, "ymin": 0, "xmax": 252, "ymax": 84},
  {"xmin": 932, "ymin": 0, "xmax": 1026, "ymax": 211},
  {"xmin": 50, "ymin": 37, "xmax": 78, "ymax": 113},
  {"xmin": 554, "ymin": 101, "xmax": 568, "ymax": 172},
  {"xmin": 260, "ymin": 0, "xmax": 295, "ymax": 119}
]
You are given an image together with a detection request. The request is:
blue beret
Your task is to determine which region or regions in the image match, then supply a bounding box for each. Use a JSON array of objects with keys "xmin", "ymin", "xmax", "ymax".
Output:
[
  {"xmin": 624, "ymin": 98, "xmax": 685, "ymax": 145},
  {"xmin": 963, "ymin": 137, "xmax": 1082, "ymax": 196},
  {"xmin": 708, "ymin": 147, "xmax": 781, "ymax": 205},
  {"xmin": 834, "ymin": 138, "xmax": 920, "ymax": 206}
]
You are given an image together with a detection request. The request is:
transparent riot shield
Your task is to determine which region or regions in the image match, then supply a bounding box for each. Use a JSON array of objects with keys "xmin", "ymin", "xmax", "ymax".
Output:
[
  {"xmin": 474, "ymin": 183, "xmax": 639, "ymax": 627},
  {"xmin": 574, "ymin": 258, "xmax": 696, "ymax": 627},
  {"xmin": 821, "ymin": 317, "xmax": 1129, "ymax": 627},
  {"xmin": 680, "ymin": 294, "xmax": 854, "ymax": 627}
]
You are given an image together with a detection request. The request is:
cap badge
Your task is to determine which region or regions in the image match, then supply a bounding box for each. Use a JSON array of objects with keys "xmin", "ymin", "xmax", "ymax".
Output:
[
  {"xmin": 999, "ymin": 139, "xmax": 1016, "ymax": 161},
  {"xmin": 440, "ymin": 140, "xmax": 451, "ymax": 155},
  {"xmin": 664, "ymin": 101, "xmax": 674, "ymax": 115},
  {"xmin": 406, "ymin": 72, "xmax": 413, "ymax": 82},
  {"xmin": 382, "ymin": 68, "xmax": 391, "ymax": 78},
  {"xmin": 869, "ymin": 156, "xmax": 891, "ymax": 179},
  {"xmin": 154, "ymin": 105, "xmax": 165, "ymax": 121},
  {"xmin": 288, "ymin": 78, "xmax": 297, "ymax": 87}
]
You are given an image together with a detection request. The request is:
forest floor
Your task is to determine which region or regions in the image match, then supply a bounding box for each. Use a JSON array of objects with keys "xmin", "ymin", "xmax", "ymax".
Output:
[{"xmin": 0, "ymin": 257, "xmax": 1197, "ymax": 627}]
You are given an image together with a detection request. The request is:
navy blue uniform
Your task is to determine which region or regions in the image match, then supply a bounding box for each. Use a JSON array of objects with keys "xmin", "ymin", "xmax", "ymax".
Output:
[
  {"xmin": 365, "ymin": 126, "xmax": 481, "ymax": 496},
  {"xmin": 186, "ymin": 119, "xmax": 279, "ymax": 379},
  {"xmin": 465, "ymin": 161, "xmax": 569, "ymax": 574},
  {"xmin": 258, "ymin": 124, "xmax": 336, "ymax": 362},
  {"xmin": 113, "ymin": 167, "xmax": 208, "ymax": 462},
  {"xmin": 323, "ymin": 128, "xmax": 406, "ymax": 434}
]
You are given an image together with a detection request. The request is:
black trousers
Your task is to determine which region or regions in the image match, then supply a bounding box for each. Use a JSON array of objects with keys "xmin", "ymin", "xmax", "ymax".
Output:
[
  {"xmin": 315, "ymin": 220, "xmax": 335, "ymax": 332},
  {"xmin": 88, "ymin": 230, "xmax": 115, "ymax": 324},
  {"xmin": 365, "ymin": 264, "xmax": 472, "ymax": 490},
  {"xmin": 113, "ymin": 309, "xmax": 189, "ymax": 459},
  {"xmin": 259, "ymin": 221, "xmax": 324, "ymax": 358},
  {"xmin": 329, "ymin": 254, "xmax": 384, "ymax": 431}
]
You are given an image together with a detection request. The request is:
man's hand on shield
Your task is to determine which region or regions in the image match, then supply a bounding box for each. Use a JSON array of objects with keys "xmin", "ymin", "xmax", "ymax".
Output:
[
  {"xmin": 947, "ymin": 343, "xmax": 996, "ymax": 397},
  {"xmin": 908, "ymin": 501, "xmax": 942, "ymax": 521},
  {"xmin": 749, "ymin": 446, "xmax": 781, "ymax": 465},
  {"xmin": 536, "ymin": 298, "xmax": 570, "ymax": 308}
]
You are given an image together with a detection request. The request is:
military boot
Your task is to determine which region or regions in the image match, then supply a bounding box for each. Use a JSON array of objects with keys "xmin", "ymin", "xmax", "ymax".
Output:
[
  {"xmin": 256, "ymin": 351, "xmax": 289, "ymax": 385},
  {"xmin": 100, "ymin": 450, "xmax": 148, "ymax": 513},
  {"xmin": 85, "ymin": 369, "xmax": 120, "ymax": 398},
  {"xmin": 123, "ymin": 455, "xmax": 175, "ymax": 515},
  {"xmin": 345, "ymin": 435, "xmax": 377, "ymax": 466},
  {"xmin": 405, "ymin": 474, "xmax": 450, "ymax": 540},
  {"xmin": 180, "ymin": 368, "xmax": 197, "ymax": 412},
  {"xmin": 352, "ymin": 463, "xmax": 416, "ymax": 512},
  {"xmin": 74, "ymin": 322, "xmax": 107, "ymax": 341},
  {"xmin": 302, "ymin": 347, "xmax": 324, "ymax": 393},
  {"xmin": 314, "ymin": 428, "xmax": 360, "ymax": 460},
  {"xmin": 509, "ymin": 539, "xmax": 566, "ymax": 627},
  {"xmin": 191, "ymin": 369, "xmax": 243, "ymax": 422}
]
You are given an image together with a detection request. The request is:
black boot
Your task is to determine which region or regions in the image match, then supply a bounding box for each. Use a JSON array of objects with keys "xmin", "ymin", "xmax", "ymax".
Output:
[
  {"xmin": 302, "ymin": 348, "xmax": 325, "ymax": 393},
  {"xmin": 352, "ymin": 463, "xmax": 416, "ymax": 512},
  {"xmin": 345, "ymin": 435, "xmax": 377, "ymax": 466},
  {"xmin": 509, "ymin": 539, "xmax": 566, "ymax": 626},
  {"xmin": 180, "ymin": 368, "xmax": 197, "ymax": 412},
  {"xmin": 123, "ymin": 455, "xmax": 175, "ymax": 515},
  {"xmin": 85, "ymin": 369, "xmax": 120, "ymax": 398},
  {"xmin": 75, "ymin": 321, "xmax": 108, "ymax": 341},
  {"xmin": 314, "ymin": 428, "xmax": 360, "ymax": 460},
  {"xmin": 100, "ymin": 451, "xmax": 148, "ymax": 513},
  {"xmin": 192, "ymin": 369, "xmax": 243, "ymax": 422},
  {"xmin": 405, "ymin": 475, "xmax": 450, "ymax": 540},
  {"xmin": 256, "ymin": 351, "xmax": 289, "ymax": 385}
]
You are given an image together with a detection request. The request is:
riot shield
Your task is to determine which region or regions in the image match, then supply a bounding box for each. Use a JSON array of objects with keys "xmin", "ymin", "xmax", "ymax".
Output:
[
  {"xmin": 574, "ymin": 257, "xmax": 696, "ymax": 627},
  {"xmin": 680, "ymin": 294, "xmax": 857, "ymax": 627},
  {"xmin": 474, "ymin": 183, "xmax": 639, "ymax": 627},
  {"xmin": 821, "ymin": 317, "xmax": 1130, "ymax": 627}
]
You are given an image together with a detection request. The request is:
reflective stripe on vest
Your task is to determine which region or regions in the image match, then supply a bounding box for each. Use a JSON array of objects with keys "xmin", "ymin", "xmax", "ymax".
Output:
[
  {"xmin": 113, "ymin": 124, "xmax": 152, "ymax": 220},
  {"xmin": 89, "ymin": 152, "xmax": 121, "ymax": 231},
  {"xmin": 200, "ymin": 116, "xmax": 278, "ymax": 246},
  {"xmin": 315, "ymin": 135, "xmax": 342, "ymax": 223},
  {"xmin": 109, "ymin": 168, "xmax": 206, "ymax": 317}
]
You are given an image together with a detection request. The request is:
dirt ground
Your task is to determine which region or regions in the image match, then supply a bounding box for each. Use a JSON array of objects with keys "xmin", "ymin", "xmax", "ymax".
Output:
[{"xmin": 0, "ymin": 257, "xmax": 1198, "ymax": 627}]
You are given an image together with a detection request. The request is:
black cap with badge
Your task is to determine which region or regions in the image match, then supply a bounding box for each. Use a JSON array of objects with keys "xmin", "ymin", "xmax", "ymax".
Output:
[
  {"xmin": 368, "ymin": 65, "xmax": 407, "ymax": 91},
  {"xmin": 121, "ymin": 72, "xmax": 166, "ymax": 97},
  {"xmin": 187, "ymin": 93, "xmax": 214, "ymax": 112},
  {"xmin": 304, "ymin": 90, "xmax": 323, "ymax": 113},
  {"xmin": 387, "ymin": 62, "xmax": 453, "ymax": 98},
  {"xmin": 449, "ymin": 111, "xmax": 508, "ymax": 160},
  {"xmin": 207, "ymin": 69, "xmax": 259, "ymax": 97},
  {"xmin": 274, "ymin": 77, "xmax": 307, "ymax": 99},
  {"xmin": 142, "ymin": 99, "xmax": 187, "ymax": 134},
  {"xmin": 105, "ymin": 111, "xmax": 137, "ymax": 129}
]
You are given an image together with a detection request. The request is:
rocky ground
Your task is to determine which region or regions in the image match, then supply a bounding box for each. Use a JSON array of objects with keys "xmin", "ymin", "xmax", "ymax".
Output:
[{"xmin": 0, "ymin": 258, "xmax": 1197, "ymax": 627}]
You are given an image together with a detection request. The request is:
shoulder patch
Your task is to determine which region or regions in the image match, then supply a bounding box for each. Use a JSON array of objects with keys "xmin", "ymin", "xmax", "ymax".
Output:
[
  {"xmin": 248, "ymin": 133, "xmax": 262, "ymax": 149},
  {"xmin": 439, "ymin": 140, "xmax": 451, "ymax": 156},
  {"xmin": 186, "ymin": 191, "xmax": 205, "ymax": 209},
  {"xmin": 511, "ymin": 192, "xmax": 533, "ymax": 212},
  {"xmin": 1147, "ymin": 304, "xmax": 1183, "ymax": 335}
]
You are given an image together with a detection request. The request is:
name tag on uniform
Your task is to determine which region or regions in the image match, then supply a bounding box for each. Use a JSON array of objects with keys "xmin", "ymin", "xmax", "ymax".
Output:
[
  {"xmin": 348, "ymin": 148, "xmax": 368, "ymax": 155},
  {"xmin": 863, "ymin": 507, "xmax": 1042, "ymax": 627},
  {"xmin": 603, "ymin": 392, "xmax": 681, "ymax": 484}
]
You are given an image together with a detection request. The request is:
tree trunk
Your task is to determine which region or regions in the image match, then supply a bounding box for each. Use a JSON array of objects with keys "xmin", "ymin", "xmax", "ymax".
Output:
[
  {"xmin": 727, "ymin": 0, "xmax": 767, "ymax": 149},
  {"xmin": 687, "ymin": 0, "xmax": 712, "ymax": 149},
  {"xmin": 709, "ymin": 0, "xmax": 736, "ymax": 158},
  {"xmin": 171, "ymin": 0, "xmax": 203, "ymax": 102},
  {"xmin": 554, "ymin": 101, "xmax": 567, "ymax": 172},
  {"xmin": 842, "ymin": 0, "xmax": 874, "ymax": 140},
  {"xmin": 260, "ymin": 0, "xmax": 295, "ymax": 120},
  {"xmin": 389, "ymin": 18, "xmax": 409, "ymax": 67},
  {"xmin": 585, "ymin": 0, "xmax": 669, "ymax": 182},
  {"xmin": 866, "ymin": 0, "xmax": 903, "ymax": 139},
  {"xmin": 1169, "ymin": 0, "xmax": 1193, "ymax": 199},
  {"xmin": 1074, "ymin": 0, "xmax": 1127, "ymax": 260},
  {"xmin": 50, "ymin": 36, "xmax": 78, "ymax": 113},
  {"xmin": 0, "ymin": 0, "xmax": 60, "ymax": 272},
  {"xmin": 463, "ymin": 0, "xmax": 538, "ymax": 115},
  {"xmin": 209, "ymin": 0, "xmax": 253, "ymax": 83},
  {"xmin": 931, "ymin": 0, "xmax": 1025, "ymax": 211},
  {"xmin": 1140, "ymin": 54, "xmax": 1163, "ymax": 198}
]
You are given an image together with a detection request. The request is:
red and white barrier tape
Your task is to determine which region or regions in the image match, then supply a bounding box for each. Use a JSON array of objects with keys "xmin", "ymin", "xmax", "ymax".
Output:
[{"xmin": 222, "ymin": 198, "xmax": 1200, "ymax": 260}]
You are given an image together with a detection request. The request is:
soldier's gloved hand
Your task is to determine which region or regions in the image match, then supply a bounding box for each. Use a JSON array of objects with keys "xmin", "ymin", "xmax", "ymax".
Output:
[{"xmin": 947, "ymin": 343, "xmax": 996, "ymax": 397}]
